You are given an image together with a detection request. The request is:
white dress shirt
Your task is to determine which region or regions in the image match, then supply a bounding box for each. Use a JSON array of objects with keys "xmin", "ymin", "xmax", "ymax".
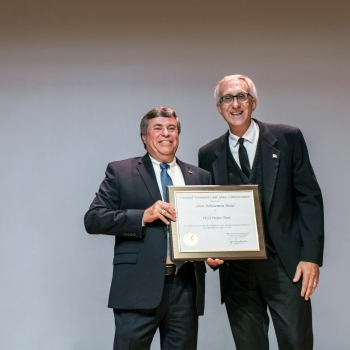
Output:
[
  {"xmin": 149, "ymin": 155, "xmax": 185, "ymax": 198},
  {"xmin": 228, "ymin": 120, "xmax": 260, "ymax": 169},
  {"xmin": 149, "ymin": 155, "xmax": 185, "ymax": 263}
]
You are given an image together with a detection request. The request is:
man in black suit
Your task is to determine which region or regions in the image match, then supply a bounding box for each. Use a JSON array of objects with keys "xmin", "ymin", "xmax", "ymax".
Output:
[
  {"xmin": 84, "ymin": 106, "xmax": 211, "ymax": 350},
  {"xmin": 198, "ymin": 75, "xmax": 324, "ymax": 350}
]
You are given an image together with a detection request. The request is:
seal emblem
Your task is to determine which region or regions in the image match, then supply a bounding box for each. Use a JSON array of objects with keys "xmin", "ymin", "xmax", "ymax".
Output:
[{"xmin": 183, "ymin": 232, "xmax": 198, "ymax": 247}]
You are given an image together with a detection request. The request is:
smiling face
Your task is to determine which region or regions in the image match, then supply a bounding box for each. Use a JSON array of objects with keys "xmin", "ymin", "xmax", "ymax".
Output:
[
  {"xmin": 141, "ymin": 116, "xmax": 179, "ymax": 163},
  {"xmin": 216, "ymin": 79, "xmax": 257, "ymax": 137}
]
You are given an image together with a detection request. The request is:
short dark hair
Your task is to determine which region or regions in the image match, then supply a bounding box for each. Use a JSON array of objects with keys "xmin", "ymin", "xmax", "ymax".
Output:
[{"xmin": 140, "ymin": 106, "xmax": 181, "ymax": 149}]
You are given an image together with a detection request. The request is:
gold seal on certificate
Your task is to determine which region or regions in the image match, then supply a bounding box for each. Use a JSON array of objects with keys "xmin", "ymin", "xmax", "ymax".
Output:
[
  {"xmin": 183, "ymin": 232, "xmax": 198, "ymax": 246},
  {"xmin": 167, "ymin": 185, "xmax": 267, "ymax": 261}
]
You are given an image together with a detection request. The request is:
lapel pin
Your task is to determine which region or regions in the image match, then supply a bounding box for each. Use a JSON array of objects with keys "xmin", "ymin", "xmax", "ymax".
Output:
[
  {"xmin": 272, "ymin": 154, "xmax": 278, "ymax": 159},
  {"xmin": 188, "ymin": 170, "xmax": 193, "ymax": 174}
]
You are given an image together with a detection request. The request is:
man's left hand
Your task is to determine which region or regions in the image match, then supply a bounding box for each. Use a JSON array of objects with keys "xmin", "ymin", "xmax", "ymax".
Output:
[{"xmin": 293, "ymin": 261, "xmax": 320, "ymax": 301}]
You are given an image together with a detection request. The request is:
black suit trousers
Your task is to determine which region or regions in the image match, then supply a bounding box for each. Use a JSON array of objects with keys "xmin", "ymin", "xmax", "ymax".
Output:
[
  {"xmin": 224, "ymin": 252, "xmax": 313, "ymax": 350},
  {"xmin": 113, "ymin": 263, "xmax": 198, "ymax": 350}
]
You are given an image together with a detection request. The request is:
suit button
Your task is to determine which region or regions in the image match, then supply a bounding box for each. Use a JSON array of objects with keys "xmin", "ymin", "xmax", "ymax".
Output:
[
  {"xmin": 161, "ymin": 257, "xmax": 166, "ymax": 262},
  {"xmin": 229, "ymin": 172, "xmax": 233, "ymax": 178}
]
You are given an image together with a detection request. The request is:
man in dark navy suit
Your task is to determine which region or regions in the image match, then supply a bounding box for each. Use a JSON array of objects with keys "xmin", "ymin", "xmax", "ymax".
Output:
[
  {"xmin": 85, "ymin": 106, "xmax": 211, "ymax": 350},
  {"xmin": 199, "ymin": 75, "xmax": 324, "ymax": 350}
]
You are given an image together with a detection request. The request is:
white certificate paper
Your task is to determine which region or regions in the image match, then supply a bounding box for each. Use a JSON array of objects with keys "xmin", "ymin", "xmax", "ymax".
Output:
[{"xmin": 175, "ymin": 190, "xmax": 259, "ymax": 253}]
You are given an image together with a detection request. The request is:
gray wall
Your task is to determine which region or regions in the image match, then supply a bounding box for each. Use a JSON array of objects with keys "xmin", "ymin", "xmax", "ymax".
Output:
[{"xmin": 1, "ymin": 0, "xmax": 349, "ymax": 349}]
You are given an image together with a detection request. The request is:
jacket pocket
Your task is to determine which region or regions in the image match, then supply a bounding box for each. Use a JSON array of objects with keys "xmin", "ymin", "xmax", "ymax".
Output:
[{"xmin": 113, "ymin": 253, "xmax": 138, "ymax": 265}]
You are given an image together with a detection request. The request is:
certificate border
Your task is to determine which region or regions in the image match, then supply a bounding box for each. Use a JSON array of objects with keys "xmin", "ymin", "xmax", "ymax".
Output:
[{"xmin": 167, "ymin": 185, "xmax": 267, "ymax": 261}]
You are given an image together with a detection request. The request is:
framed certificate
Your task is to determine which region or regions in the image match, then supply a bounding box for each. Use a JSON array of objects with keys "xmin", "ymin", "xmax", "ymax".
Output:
[{"xmin": 167, "ymin": 185, "xmax": 267, "ymax": 261}]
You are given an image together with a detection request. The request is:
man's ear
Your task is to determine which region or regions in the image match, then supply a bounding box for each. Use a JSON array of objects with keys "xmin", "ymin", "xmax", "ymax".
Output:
[
  {"xmin": 216, "ymin": 103, "xmax": 222, "ymax": 114},
  {"xmin": 252, "ymin": 99, "xmax": 257, "ymax": 111},
  {"xmin": 141, "ymin": 134, "xmax": 146, "ymax": 144}
]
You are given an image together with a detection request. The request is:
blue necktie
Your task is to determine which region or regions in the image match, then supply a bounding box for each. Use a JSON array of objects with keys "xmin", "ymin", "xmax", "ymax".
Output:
[
  {"xmin": 160, "ymin": 163, "xmax": 173, "ymax": 201},
  {"xmin": 160, "ymin": 163, "xmax": 183, "ymax": 268}
]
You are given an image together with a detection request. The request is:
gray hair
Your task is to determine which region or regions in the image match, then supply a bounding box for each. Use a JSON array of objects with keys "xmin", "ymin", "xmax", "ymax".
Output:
[
  {"xmin": 214, "ymin": 74, "xmax": 258, "ymax": 103},
  {"xmin": 140, "ymin": 106, "xmax": 181, "ymax": 149}
]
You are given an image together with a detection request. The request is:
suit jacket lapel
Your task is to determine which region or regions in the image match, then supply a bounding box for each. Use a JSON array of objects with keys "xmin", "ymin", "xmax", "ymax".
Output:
[
  {"xmin": 137, "ymin": 154, "xmax": 162, "ymax": 202},
  {"xmin": 177, "ymin": 159, "xmax": 196, "ymax": 185},
  {"xmin": 212, "ymin": 132, "xmax": 229, "ymax": 185},
  {"xmin": 255, "ymin": 119, "xmax": 280, "ymax": 217}
]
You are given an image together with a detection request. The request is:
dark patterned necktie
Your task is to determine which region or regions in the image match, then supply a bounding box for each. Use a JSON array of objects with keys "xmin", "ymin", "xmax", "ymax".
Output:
[{"xmin": 238, "ymin": 138, "xmax": 250, "ymax": 178}]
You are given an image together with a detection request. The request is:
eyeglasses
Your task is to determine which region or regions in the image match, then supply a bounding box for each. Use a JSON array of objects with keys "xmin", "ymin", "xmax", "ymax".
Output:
[{"xmin": 220, "ymin": 92, "xmax": 252, "ymax": 105}]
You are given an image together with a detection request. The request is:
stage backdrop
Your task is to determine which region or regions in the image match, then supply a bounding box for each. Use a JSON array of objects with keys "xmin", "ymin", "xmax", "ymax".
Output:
[{"xmin": 1, "ymin": 0, "xmax": 349, "ymax": 349}]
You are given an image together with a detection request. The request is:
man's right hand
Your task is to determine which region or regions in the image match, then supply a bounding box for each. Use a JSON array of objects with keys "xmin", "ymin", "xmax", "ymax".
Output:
[
  {"xmin": 142, "ymin": 200, "xmax": 177, "ymax": 225},
  {"xmin": 206, "ymin": 258, "xmax": 225, "ymax": 268}
]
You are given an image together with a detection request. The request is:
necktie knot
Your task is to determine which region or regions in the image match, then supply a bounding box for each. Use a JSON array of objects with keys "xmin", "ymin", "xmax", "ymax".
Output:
[
  {"xmin": 160, "ymin": 163, "xmax": 170, "ymax": 171},
  {"xmin": 238, "ymin": 137, "xmax": 245, "ymax": 146}
]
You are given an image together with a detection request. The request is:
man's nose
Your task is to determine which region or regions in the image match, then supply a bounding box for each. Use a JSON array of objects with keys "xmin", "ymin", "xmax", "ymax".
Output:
[
  {"xmin": 232, "ymin": 96, "xmax": 240, "ymax": 108},
  {"xmin": 162, "ymin": 128, "xmax": 170, "ymax": 135}
]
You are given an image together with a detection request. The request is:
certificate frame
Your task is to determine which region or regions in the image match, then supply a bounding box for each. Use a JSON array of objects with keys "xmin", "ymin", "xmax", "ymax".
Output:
[{"xmin": 167, "ymin": 185, "xmax": 267, "ymax": 261}]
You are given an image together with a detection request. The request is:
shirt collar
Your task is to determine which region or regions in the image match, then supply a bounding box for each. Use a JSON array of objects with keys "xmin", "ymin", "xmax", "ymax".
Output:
[
  {"xmin": 229, "ymin": 119, "xmax": 258, "ymax": 147},
  {"xmin": 148, "ymin": 154, "xmax": 177, "ymax": 169}
]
